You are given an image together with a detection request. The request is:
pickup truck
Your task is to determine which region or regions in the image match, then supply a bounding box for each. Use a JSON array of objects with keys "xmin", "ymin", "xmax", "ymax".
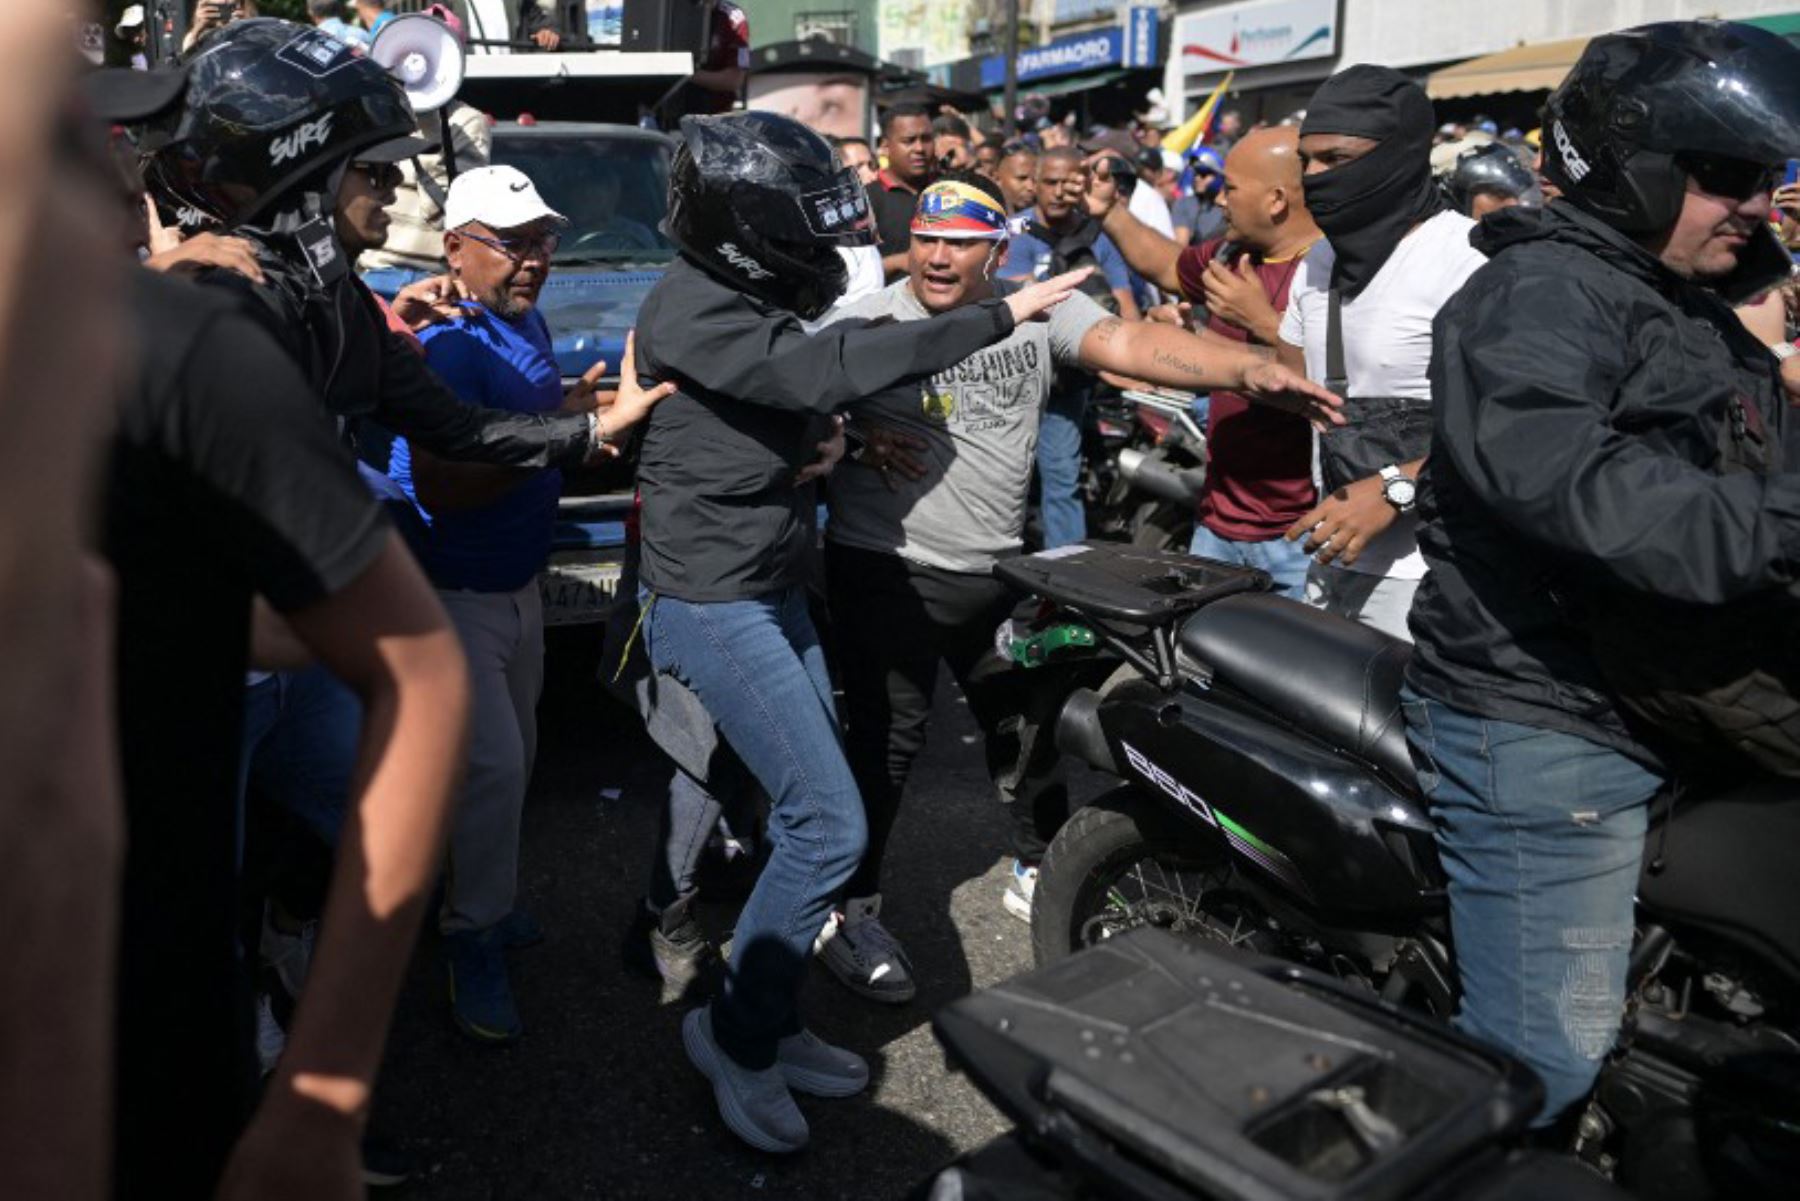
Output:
[{"xmin": 364, "ymin": 120, "xmax": 676, "ymax": 633}]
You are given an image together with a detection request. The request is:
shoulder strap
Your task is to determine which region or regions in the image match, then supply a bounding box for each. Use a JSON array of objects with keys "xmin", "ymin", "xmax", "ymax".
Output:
[{"xmin": 1324, "ymin": 287, "xmax": 1348, "ymax": 398}]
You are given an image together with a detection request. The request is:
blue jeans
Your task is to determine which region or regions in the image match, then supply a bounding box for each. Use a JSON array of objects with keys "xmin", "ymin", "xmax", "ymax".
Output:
[
  {"xmin": 240, "ymin": 667, "xmax": 362, "ymax": 855},
  {"xmin": 1036, "ymin": 385, "xmax": 1089, "ymax": 548},
  {"xmin": 1401, "ymin": 688, "xmax": 1664, "ymax": 1124},
  {"xmin": 1189, "ymin": 523, "xmax": 1311, "ymax": 599},
  {"xmin": 641, "ymin": 586, "xmax": 868, "ymax": 1069}
]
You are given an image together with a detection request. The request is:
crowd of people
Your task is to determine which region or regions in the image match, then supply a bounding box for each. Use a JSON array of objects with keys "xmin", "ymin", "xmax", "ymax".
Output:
[{"xmin": 5, "ymin": 3, "xmax": 1800, "ymax": 1197}]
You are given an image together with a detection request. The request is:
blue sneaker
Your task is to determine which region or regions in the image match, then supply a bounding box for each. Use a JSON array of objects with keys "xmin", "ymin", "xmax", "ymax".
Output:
[{"xmin": 444, "ymin": 928, "xmax": 522, "ymax": 1044}]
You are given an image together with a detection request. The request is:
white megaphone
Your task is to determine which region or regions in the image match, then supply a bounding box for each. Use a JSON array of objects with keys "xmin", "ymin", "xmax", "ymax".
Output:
[{"xmin": 369, "ymin": 13, "xmax": 466, "ymax": 115}]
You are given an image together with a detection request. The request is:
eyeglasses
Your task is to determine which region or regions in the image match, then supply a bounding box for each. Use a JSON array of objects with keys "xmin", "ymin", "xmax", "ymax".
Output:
[
  {"xmin": 1678, "ymin": 153, "xmax": 1779, "ymax": 202},
  {"xmin": 349, "ymin": 161, "xmax": 404, "ymax": 193},
  {"xmin": 460, "ymin": 228, "xmax": 562, "ymax": 261}
]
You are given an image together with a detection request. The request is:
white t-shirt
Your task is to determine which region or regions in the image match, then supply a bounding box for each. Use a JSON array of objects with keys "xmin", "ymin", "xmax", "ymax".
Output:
[
  {"xmin": 1278, "ymin": 210, "xmax": 1486, "ymax": 578},
  {"xmin": 1129, "ymin": 183, "xmax": 1176, "ymax": 240}
]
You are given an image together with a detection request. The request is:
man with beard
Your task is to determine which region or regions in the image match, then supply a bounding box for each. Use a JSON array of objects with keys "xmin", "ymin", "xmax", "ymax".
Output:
[
  {"xmin": 1273, "ymin": 66, "xmax": 1488, "ymax": 639},
  {"xmin": 387, "ymin": 167, "xmax": 675, "ymax": 1042},
  {"xmin": 1087, "ymin": 127, "xmax": 1324, "ymax": 597},
  {"xmin": 1406, "ymin": 22, "xmax": 1800, "ymax": 1124}
]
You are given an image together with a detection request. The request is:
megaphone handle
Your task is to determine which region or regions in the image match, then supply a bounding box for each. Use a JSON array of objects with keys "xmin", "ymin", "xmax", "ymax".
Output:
[{"xmin": 440, "ymin": 108, "xmax": 459, "ymax": 184}]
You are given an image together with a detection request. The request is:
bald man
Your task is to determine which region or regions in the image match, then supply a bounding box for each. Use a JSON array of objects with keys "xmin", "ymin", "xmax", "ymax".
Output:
[{"xmin": 1087, "ymin": 128, "xmax": 1324, "ymax": 595}]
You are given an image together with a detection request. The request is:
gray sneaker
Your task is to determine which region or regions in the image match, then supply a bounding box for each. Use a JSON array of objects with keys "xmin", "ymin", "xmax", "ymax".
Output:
[
  {"xmin": 682, "ymin": 1006, "xmax": 809, "ymax": 1154},
  {"xmin": 777, "ymin": 1029, "xmax": 869, "ymax": 1098}
]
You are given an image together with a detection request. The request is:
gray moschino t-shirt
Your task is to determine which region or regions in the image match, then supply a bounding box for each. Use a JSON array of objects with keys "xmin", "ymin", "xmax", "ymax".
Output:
[{"xmin": 823, "ymin": 278, "xmax": 1108, "ymax": 573}]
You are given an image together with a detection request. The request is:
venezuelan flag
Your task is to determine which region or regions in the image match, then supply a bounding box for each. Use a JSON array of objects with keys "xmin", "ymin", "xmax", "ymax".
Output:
[{"xmin": 1165, "ymin": 70, "xmax": 1235, "ymax": 154}]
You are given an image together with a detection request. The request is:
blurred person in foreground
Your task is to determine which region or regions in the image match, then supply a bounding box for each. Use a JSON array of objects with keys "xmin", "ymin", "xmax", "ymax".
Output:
[
  {"xmin": 1272, "ymin": 66, "xmax": 1487, "ymax": 640},
  {"xmin": 815, "ymin": 173, "xmax": 1341, "ymax": 992},
  {"xmin": 80, "ymin": 58, "xmax": 473, "ymax": 1201},
  {"xmin": 1088, "ymin": 128, "xmax": 1324, "ymax": 597},
  {"xmin": 1405, "ymin": 21, "xmax": 1800, "ymax": 1125},
  {"xmin": 0, "ymin": 9, "xmax": 128, "ymax": 1198}
]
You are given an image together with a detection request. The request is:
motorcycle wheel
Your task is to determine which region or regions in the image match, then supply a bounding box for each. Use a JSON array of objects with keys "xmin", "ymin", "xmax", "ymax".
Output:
[{"xmin": 1032, "ymin": 786, "xmax": 1261, "ymax": 968}]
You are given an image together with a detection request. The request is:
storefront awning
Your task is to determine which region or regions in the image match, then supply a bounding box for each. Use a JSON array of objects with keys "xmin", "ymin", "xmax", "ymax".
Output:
[
  {"xmin": 1426, "ymin": 36, "xmax": 1588, "ymax": 100},
  {"xmin": 986, "ymin": 67, "xmax": 1133, "ymax": 98}
]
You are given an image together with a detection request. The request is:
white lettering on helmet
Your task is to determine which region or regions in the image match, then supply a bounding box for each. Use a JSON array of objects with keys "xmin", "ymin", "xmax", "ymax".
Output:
[
  {"xmin": 718, "ymin": 242, "xmax": 775, "ymax": 281},
  {"xmin": 1553, "ymin": 120, "xmax": 1590, "ymax": 183},
  {"xmin": 270, "ymin": 114, "xmax": 336, "ymax": 168}
]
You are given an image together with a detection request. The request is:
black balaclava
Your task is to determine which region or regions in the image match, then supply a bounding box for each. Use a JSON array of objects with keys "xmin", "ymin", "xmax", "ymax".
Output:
[{"xmin": 1300, "ymin": 65, "xmax": 1444, "ymax": 296}]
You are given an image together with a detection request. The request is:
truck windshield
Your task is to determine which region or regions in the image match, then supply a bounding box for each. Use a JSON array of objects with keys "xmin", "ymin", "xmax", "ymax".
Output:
[{"xmin": 493, "ymin": 133, "xmax": 676, "ymax": 266}]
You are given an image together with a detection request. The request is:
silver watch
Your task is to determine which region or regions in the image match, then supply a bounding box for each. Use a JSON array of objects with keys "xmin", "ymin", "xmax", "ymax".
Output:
[{"xmin": 1379, "ymin": 464, "xmax": 1417, "ymax": 513}]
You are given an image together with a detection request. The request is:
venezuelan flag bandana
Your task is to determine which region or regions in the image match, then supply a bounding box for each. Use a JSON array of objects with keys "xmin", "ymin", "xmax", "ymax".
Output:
[{"xmin": 911, "ymin": 180, "xmax": 1008, "ymax": 240}]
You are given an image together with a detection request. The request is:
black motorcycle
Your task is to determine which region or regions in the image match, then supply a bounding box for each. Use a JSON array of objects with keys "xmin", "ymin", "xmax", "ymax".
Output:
[{"xmin": 990, "ymin": 540, "xmax": 1800, "ymax": 1199}]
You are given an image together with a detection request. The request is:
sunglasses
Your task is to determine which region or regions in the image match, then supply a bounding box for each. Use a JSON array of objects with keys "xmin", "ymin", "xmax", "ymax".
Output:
[
  {"xmin": 460, "ymin": 228, "xmax": 562, "ymax": 261},
  {"xmin": 350, "ymin": 161, "xmax": 404, "ymax": 192},
  {"xmin": 1678, "ymin": 153, "xmax": 1779, "ymax": 202}
]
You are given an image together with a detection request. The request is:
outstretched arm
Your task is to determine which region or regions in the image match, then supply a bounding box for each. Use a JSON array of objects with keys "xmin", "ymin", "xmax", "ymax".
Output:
[
  {"xmin": 656, "ymin": 270, "xmax": 1093, "ymax": 414},
  {"xmin": 1077, "ymin": 317, "xmax": 1343, "ymax": 427}
]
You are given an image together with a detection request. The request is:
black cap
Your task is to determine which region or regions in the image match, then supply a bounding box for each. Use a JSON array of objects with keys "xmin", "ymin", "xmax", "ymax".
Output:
[{"xmin": 79, "ymin": 65, "xmax": 188, "ymax": 124}]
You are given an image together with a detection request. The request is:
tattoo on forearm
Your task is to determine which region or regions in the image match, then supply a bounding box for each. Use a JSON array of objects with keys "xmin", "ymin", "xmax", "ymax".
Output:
[
  {"xmin": 1244, "ymin": 344, "xmax": 1274, "ymax": 361},
  {"xmin": 1090, "ymin": 317, "xmax": 1124, "ymax": 347},
  {"xmin": 1150, "ymin": 347, "xmax": 1215, "ymax": 383}
]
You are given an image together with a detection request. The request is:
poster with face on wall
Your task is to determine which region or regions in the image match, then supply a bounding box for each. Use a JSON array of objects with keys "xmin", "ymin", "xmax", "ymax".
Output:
[{"xmin": 746, "ymin": 73, "xmax": 871, "ymax": 141}]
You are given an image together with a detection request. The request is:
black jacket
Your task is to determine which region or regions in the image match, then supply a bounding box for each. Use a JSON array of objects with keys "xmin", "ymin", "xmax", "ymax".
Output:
[
  {"xmin": 633, "ymin": 258, "xmax": 1015, "ymax": 602},
  {"xmin": 199, "ymin": 237, "xmax": 593, "ymax": 469},
  {"xmin": 1407, "ymin": 202, "xmax": 1800, "ymax": 763}
]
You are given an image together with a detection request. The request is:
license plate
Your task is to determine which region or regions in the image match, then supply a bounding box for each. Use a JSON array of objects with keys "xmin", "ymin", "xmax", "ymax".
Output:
[{"xmin": 538, "ymin": 554, "xmax": 623, "ymax": 627}]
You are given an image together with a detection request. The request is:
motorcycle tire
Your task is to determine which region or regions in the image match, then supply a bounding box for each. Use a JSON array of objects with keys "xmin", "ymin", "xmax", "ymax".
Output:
[
  {"xmin": 1127, "ymin": 500, "xmax": 1192, "ymax": 553},
  {"xmin": 1031, "ymin": 785, "xmax": 1233, "ymax": 969}
]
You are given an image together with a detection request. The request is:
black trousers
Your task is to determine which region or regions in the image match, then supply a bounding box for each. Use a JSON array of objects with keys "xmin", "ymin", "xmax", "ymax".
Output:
[{"xmin": 826, "ymin": 542, "xmax": 1069, "ymax": 899}]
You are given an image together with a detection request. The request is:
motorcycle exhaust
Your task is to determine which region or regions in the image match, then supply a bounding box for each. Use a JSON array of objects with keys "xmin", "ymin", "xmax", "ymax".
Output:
[
  {"xmin": 1117, "ymin": 448, "xmax": 1205, "ymax": 506},
  {"xmin": 1055, "ymin": 687, "xmax": 1118, "ymax": 775}
]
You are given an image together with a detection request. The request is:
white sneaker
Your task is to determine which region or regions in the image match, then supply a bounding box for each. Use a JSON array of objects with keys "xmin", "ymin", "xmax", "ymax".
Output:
[
  {"xmin": 1003, "ymin": 860, "xmax": 1038, "ymax": 924},
  {"xmin": 253, "ymin": 993, "xmax": 286, "ymax": 1078},
  {"xmin": 813, "ymin": 895, "xmax": 917, "ymax": 1004}
]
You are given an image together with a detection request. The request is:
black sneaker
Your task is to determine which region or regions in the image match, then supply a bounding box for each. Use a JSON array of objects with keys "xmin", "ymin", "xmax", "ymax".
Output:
[
  {"xmin": 361, "ymin": 1134, "xmax": 415, "ymax": 1189},
  {"xmin": 622, "ymin": 895, "xmax": 718, "ymax": 1002}
]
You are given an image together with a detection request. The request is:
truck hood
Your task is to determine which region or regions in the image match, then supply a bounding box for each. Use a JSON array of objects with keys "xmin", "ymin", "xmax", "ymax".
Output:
[{"xmin": 534, "ymin": 267, "xmax": 666, "ymax": 381}]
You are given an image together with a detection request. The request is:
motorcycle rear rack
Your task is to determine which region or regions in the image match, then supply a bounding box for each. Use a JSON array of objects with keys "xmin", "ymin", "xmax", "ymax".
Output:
[{"xmin": 995, "ymin": 542, "xmax": 1268, "ymax": 688}]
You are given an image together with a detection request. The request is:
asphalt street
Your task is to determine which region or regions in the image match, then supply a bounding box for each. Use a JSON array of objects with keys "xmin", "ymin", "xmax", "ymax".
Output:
[{"xmin": 374, "ymin": 638, "xmax": 1086, "ymax": 1200}]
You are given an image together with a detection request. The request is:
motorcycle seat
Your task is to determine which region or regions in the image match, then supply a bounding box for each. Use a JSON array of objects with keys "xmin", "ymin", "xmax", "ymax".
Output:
[{"xmin": 1180, "ymin": 593, "xmax": 1416, "ymax": 783}]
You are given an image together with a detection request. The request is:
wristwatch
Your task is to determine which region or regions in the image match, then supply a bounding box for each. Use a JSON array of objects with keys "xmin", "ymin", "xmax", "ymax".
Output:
[{"xmin": 1379, "ymin": 464, "xmax": 1417, "ymax": 513}]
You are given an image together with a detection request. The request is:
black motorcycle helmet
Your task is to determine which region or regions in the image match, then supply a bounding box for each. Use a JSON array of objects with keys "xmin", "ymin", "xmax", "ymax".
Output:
[
  {"xmin": 1443, "ymin": 143, "xmax": 1542, "ymax": 214},
  {"xmin": 147, "ymin": 18, "xmax": 423, "ymax": 227},
  {"xmin": 1543, "ymin": 20, "xmax": 1800, "ymax": 236},
  {"xmin": 664, "ymin": 112, "xmax": 875, "ymax": 320}
]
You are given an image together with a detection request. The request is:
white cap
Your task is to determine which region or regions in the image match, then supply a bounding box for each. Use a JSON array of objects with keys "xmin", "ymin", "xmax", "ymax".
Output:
[
  {"xmin": 116, "ymin": 4, "xmax": 145, "ymax": 35},
  {"xmin": 442, "ymin": 165, "xmax": 567, "ymax": 234}
]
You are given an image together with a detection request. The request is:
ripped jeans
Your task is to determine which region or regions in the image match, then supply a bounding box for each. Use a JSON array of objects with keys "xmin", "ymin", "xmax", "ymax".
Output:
[{"xmin": 1401, "ymin": 688, "xmax": 1664, "ymax": 1124}]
